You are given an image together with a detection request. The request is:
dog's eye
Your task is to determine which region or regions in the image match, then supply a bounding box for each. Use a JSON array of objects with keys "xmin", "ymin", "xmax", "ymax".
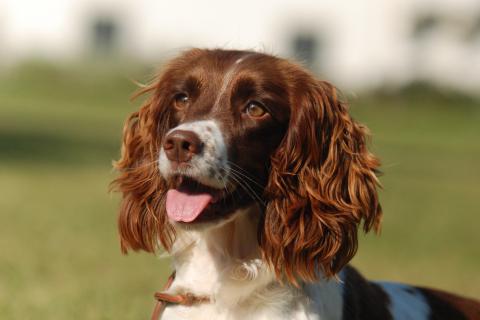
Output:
[
  {"xmin": 174, "ymin": 93, "xmax": 189, "ymax": 109},
  {"xmin": 245, "ymin": 101, "xmax": 267, "ymax": 118}
]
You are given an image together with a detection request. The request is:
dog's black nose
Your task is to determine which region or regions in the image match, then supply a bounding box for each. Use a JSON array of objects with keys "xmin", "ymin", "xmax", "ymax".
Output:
[{"xmin": 163, "ymin": 130, "xmax": 203, "ymax": 163}]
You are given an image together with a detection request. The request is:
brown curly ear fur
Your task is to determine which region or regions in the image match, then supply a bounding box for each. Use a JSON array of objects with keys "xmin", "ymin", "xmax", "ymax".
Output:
[
  {"xmin": 260, "ymin": 77, "xmax": 382, "ymax": 284},
  {"xmin": 112, "ymin": 81, "xmax": 175, "ymax": 254}
]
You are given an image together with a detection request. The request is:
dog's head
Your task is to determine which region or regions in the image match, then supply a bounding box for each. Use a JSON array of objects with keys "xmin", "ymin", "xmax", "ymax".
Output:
[{"xmin": 113, "ymin": 49, "xmax": 382, "ymax": 282}]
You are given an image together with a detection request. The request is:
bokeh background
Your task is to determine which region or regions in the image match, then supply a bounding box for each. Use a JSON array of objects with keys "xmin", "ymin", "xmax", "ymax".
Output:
[{"xmin": 1, "ymin": 0, "xmax": 479, "ymax": 318}]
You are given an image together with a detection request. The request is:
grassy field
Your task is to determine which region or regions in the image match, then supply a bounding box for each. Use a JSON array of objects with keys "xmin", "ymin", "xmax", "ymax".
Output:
[{"xmin": 0, "ymin": 62, "xmax": 479, "ymax": 319}]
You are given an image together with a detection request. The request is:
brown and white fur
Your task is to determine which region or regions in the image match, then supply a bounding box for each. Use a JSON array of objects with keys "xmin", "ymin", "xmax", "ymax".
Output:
[{"xmin": 113, "ymin": 49, "xmax": 480, "ymax": 319}]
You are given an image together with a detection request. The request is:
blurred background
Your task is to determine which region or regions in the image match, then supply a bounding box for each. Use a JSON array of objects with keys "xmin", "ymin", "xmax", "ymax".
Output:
[{"xmin": 0, "ymin": 0, "xmax": 479, "ymax": 318}]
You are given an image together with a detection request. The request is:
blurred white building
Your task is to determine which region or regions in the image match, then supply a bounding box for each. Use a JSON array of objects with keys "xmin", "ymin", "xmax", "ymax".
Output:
[{"xmin": 1, "ymin": 0, "xmax": 479, "ymax": 93}]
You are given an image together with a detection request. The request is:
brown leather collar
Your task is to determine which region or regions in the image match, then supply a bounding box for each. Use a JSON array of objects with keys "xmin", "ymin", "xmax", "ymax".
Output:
[{"xmin": 151, "ymin": 272, "xmax": 211, "ymax": 320}]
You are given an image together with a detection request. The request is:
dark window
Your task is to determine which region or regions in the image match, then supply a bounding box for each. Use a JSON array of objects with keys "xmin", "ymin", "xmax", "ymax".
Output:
[
  {"xmin": 291, "ymin": 32, "xmax": 320, "ymax": 70},
  {"xmin": 91, "ymin": 16, "xmax": 118, "ymax": 54}
]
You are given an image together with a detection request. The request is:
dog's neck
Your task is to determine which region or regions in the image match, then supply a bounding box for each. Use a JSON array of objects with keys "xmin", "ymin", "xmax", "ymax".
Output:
[
  {"xmin": 168, "ymin": 206, "xmax": 278, "ymax": 306},
  {"xmin": 165, "ymin": 206, "xmax": 345, "ymax": 318}
]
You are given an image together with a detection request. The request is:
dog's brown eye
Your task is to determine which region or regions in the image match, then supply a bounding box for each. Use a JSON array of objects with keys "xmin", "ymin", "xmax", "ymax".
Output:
[
  {"xmin": 245, "ymin": 102, "xmax": 267, "ymax": 118},
  {"xmin": 174, "ymin": 93, "xmax": 189, "ymax": 109}
]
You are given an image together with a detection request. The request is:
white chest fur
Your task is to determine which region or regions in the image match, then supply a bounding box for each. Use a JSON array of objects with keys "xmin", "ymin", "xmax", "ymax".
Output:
[{"xmin": 159, "ymin": 207, "xmax": 343, "ymax": 320}]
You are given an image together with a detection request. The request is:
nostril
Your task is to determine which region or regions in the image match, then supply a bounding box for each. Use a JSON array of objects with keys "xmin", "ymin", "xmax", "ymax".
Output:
[
  {"xmin": 181, "ymin": 140, "xmax": 191, "ymax": 151},
  {"xmin": 164, "ymin": 138, "xmax": 175, "ymax": 150},
  {"xmin": 188, "ymin": 141, "xmax": 203, "ymax": 154}
]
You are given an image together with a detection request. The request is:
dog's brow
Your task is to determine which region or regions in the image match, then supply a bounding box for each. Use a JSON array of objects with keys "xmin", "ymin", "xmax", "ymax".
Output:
[{"xmin": 212, "ymin": 54, "xmax": 253, "ymax": 110}]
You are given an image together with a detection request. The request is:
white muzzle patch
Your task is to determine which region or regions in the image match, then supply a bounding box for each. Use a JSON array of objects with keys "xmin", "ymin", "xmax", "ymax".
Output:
[{"xmin": 159, "ymin": 120, "xmax": 229, "ymax": 189}]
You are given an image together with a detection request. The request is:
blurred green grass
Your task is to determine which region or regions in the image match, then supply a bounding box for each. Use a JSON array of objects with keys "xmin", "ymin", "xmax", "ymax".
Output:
[{"xmin": 0, "ymin": 62, "xmax": 479, "ymax": 319}]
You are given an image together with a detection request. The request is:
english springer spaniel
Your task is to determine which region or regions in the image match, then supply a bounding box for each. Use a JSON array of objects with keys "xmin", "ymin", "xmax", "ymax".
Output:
[{"xmin": 113, "ymin": 48, "xmax": 480, "ymax": 320}]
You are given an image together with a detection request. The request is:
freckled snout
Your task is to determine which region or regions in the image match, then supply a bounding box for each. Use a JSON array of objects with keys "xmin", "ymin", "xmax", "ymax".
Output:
[{"xmin": 163, "ymin": 130, "xmax": 204, "ymax": 164}]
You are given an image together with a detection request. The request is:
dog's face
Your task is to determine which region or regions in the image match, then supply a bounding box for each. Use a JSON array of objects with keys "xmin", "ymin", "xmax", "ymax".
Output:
[
  {"xmin": 157, "ymin": 51, "xmax": 291, "ymax": 225},
  {"xmin": 114, "ymin": 49, "xmax": 382, "ymax": 282}
]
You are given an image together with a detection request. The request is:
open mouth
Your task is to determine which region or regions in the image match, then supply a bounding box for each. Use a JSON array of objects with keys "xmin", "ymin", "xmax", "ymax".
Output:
[{"xmin": 166, "ymin": 175, "xmax": 225, "ymax": 223}]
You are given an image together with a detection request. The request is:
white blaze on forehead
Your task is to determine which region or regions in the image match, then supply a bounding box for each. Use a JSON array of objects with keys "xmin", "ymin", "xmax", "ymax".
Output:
[
  {"xmin": 213, "ymin": 54, "xmax": 254, "ymax": 110},
  {"xmin": 158, "ymin": 120, "xmax": 229, "ymax": 189}
]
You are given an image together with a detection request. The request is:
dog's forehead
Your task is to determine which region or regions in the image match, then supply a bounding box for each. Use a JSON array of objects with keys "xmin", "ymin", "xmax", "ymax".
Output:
[
  {"xmin": 177, "ymin": 50, "xmax": 279, "ymax": 80},
  {"xmin": 172, "ymin": 51, "xmax": 278, "ymax": 114},
  {"xmin": 164, "ymin": 50, "xmax": 292, "ymax": 132}
]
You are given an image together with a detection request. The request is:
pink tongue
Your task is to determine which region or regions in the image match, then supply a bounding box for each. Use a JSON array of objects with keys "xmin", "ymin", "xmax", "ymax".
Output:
[{"xmin": 166, "ymin": 189, "xmax": 213, "ymax": 222}]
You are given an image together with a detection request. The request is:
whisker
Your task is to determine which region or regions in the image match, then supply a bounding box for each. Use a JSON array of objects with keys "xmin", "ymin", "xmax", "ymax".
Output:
[
  {"xmin": 219, "ymin": 165, "xmax": 256, "ymax": 203},
  {"xmin": 226, "ymin": 161, "xmax": 265, "ymax": 189},
  {"xmin": 220, "ymin": 171, "xmax": 233, "ymax": 207},
  {"xmin": 228, "ymin": 168, "xmax": 265, "ymax": 190},
  {"xmin": 227, "ymin": 173, "xmax": 259, "ymax": 205},
  {"xmin": 220, "ymin": 164, "xmax": 266, "ymax": 206},
  {"xmin": 227, "ymin": 170, "xmax": 266, "ymax": 207}
]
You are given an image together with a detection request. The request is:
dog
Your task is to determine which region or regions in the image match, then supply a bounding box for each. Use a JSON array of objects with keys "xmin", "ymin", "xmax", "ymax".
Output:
[{"xmin": 113, "ymin": 48, "xmax": 480, "ymax": 319}]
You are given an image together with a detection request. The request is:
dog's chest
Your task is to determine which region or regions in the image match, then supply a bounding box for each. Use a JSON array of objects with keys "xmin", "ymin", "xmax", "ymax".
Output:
[
  {"xmin": 159, "ymin": 279, "xmax": 344, "ymax": 320},
  {"xmin": 160, "ymin": 295, "xmax": 321, "ymax": 320}
]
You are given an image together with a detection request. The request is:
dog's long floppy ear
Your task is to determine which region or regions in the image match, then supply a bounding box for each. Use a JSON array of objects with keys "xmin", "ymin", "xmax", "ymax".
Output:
[
  {"xmin": 260, "ymin": 78, "xmax": 382, "ymax": 284},
  {"xmin": 112, "ymin": 78, "xmax": 175, "ymax": 254}
]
